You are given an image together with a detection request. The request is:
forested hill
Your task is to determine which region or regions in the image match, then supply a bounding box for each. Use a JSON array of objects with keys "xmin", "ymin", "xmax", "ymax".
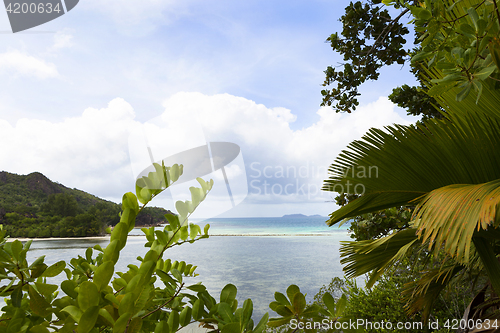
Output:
[{"xmin": 0, "ymin": 171, "xmax": 173, "ymax": 238}]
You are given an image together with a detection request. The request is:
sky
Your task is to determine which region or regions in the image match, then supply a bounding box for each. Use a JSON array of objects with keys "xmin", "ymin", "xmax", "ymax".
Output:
[{"xmin": 0, "ymin": 0, "xmax": 419, "ymax": 218}]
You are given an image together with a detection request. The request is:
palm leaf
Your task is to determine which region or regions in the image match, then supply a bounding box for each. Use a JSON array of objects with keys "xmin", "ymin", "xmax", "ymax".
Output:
[
  {"xmin": 404, "ymin": 263, "xmax": 465, "ymax": 320},
  {"xmin": 324, "ymin": 109, "xmax": 500, "ymax": 226},
  {"xmin": 339, "ymin": 228, "xmax": 420, "ymax": 288},
  {"xmin": 413, "ymin": 179, "xmax": 500, "ymax": 263}
]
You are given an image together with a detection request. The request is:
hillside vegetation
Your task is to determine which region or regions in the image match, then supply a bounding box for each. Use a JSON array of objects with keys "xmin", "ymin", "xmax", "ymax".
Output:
[{"xmin": 0, "ymin": 171, "xmax": 172, "ymax": 238}]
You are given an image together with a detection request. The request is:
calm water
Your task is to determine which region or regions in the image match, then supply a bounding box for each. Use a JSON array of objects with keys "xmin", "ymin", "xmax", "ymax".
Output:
[{"xmin": 24, "ymin": 217, "xmax": 352, "ymax": 319}]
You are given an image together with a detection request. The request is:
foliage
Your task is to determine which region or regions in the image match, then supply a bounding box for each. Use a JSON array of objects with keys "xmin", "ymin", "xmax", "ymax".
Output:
[
  {"xmin": 321, "ymin": 0, "xmax": 410, "ymax": 113},
  {"xmin": 321, "ymin": 0, "xmax": 500, "ymax": 115},
  {"xmin": 335, "ymin": 194, "xmax": 412, "ymax": 241},
  {"xmin": 408, "ymin": 0, "xmax": 500, "ymax": 101},
  {"xmin": 323, "ymin": 66, "xmax": 500, "ymax": 322},
  {"xmin": 267, "ymin": 284, "xmax": 355, "ymax": 333},
  {"xmin": 0, "ymin": 171, "xmax": 171, "ymax": 238},
  {"xmin": 0, "ymin": 163, "xmax": 270, "ymax": 333}
]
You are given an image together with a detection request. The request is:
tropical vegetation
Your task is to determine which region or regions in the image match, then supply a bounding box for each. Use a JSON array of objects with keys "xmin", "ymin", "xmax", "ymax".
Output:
[
  {"xmin": 321, "ymin": 0, "xmax": 500, "ymax": 326},
  {"xmin": 0, "ymin": 171, "xmax": 171, "ymax": 238},
  {"xmin": 0, "ymin": 163, "xmax": 274, "ymax": 332}
]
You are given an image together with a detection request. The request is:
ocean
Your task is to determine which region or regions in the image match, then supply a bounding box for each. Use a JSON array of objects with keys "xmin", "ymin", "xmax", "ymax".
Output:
[{"xmin": 25, "ymin": 216, "xmax": 352, "ymax": 320}]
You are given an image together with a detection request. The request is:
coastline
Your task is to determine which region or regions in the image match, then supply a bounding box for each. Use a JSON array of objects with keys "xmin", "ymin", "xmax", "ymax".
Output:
[{"xmin": 10, "ymin": 233, "xmax": 342, "ymax": 242}]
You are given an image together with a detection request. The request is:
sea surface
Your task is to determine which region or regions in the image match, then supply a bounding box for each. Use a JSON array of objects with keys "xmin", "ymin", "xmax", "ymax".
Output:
[{"xmin": 24, "ymin": 216, "xmax": 353, "ymax": 319}]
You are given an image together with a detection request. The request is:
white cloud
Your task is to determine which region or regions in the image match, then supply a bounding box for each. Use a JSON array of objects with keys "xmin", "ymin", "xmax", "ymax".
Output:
[
  {"xmin": 53, "ymin": 30, "xmax": 74, "ymax": 49},
  {"xmin": 0, "ymin": 50, "xmax": 59, "ymax": 79},
  {"xmin": 0, "ymin": 98, "xmax": 137, "ymax": 198},
  {"xmin": 0, "ymin": 92, "xmax": 414, "ymax": 216}
]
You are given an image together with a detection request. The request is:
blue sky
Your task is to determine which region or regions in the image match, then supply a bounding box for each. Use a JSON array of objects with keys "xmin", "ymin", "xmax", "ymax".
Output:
[{"xmin": 0, "ymin": 1, "xmax": 419, "ymax": 218}]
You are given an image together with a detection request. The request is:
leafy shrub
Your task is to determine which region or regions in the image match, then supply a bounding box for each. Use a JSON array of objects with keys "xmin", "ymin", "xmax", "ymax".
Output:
[{"xmin": 0, "ymin": 163, "xmax": 269, "ymax": 333}]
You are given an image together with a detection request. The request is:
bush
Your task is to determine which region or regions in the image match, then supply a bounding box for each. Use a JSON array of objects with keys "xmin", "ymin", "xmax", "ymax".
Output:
[{"xmin": 0, "ymin": 164, "xmax": 270, "ymax": 333}]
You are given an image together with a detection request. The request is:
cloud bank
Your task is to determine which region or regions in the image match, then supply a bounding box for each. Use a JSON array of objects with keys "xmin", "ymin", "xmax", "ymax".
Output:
[{"xmin": 0, "ymin": 92, "xmax": 412, "ymax": 217}]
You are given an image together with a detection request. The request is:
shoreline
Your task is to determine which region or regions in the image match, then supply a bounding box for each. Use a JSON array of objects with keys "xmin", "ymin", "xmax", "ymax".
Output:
[{"xmin": 10, "ymin": 233, "xmax": 342, "ymax": 242}]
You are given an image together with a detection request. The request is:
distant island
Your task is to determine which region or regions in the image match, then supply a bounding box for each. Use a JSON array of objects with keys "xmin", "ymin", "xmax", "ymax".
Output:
[
  {"xmin": 0, "ymin": 171, "xmax": 173, "ymax": 238},
  {"xmin": 281, "ymin": 214, "xmax": 325, "ymax": 218}
]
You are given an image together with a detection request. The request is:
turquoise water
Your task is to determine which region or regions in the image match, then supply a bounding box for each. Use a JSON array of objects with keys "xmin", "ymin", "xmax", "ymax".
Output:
[
  {"xmin": 24, "ymin": 217, "xmax": 352, "ymax": 319},
  {"xmin": 129, "ymin": 216, "xmax": 351, "ymax": 236}
]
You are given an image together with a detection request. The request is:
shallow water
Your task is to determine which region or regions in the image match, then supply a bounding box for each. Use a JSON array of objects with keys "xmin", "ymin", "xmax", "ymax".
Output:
[{"xmin": 23, "ymin": 217, "xmax": 352, "ymax": 319}]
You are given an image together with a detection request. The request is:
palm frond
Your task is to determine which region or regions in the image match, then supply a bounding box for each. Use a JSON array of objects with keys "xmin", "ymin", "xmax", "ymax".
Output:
[
  {"xmin": 324, "ymin": 110, "xmax": 500, "ymax": 225},
  {"xmin": 339, "ymin": 228, "xmax": 419, "ymax": 288},
  {"xmin": 404, "ymin": 263, "xmax": 465, "ymax": 321},
  {"xmin": 413, "ymin": 179, "xmax": 500, "ymax": 263}
]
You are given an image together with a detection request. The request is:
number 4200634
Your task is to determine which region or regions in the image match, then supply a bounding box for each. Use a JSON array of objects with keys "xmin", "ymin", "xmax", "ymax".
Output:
[{"xmin": 6, "ymin": 2, "xmax": 62, "ymax": 14}]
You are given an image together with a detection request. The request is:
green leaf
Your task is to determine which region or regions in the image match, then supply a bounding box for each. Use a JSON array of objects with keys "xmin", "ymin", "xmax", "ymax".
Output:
[
  {"xmin": 217, "ymin": 302, "xmax": 235, "ymax": 323},
  {"xmin": 34, "ymin": 282, "xmax": 58, "ymax": 298},
  {"xmin": 189, "ymin": 186, "xmax": 203, "ymax": 208},
  {"xmin": 170, "ymin": 164, "xmax": 181, "ymax": 183},
  {"xmin": 11, "ymin": 284, "xmax": 22, "ymax": 308},
  {"xmin": 221, "ymin": 322, "xmax": 240, "ymax": 333},
  {"xmin": 467, "ymin": 7, "xmax": 479, "ymax": 31},
  {"xmin": 270, "ymin": 304, "xmax": 293, "ymax": 317},
  {"xmin": 155, "ymin": 321, "xmax": 170, "ymax": 333},
  {"xmin": 61, "ymin": 280, "xmax": 78, "ymax": 299},
  {"xmin": 322, "ymin": 292, "xmax": 336, "ymax": 315},
  {"xmin": 29, "ymin": 285, "xmax": 51, "ymax": 317},
  {"xmin": 187, "ymin": 283, "xmax": 206, "ymax": 293},
  {"xmin": 93, "ymin": 261, "xmax": 115, "ymax": 291},
  {"xmin": 127, "ymin": 317, "xmax": 143, "ymax": 333},
  {"xmin": 336, "ymin": 294, "xmax": 347, "ymax": 316},
  {"xmin": 192, "ymin": 299, "xmax": 204, "ymax": 320},
  {"xmin": 77, "ymin": 281, "xmax": 99, "ymax": 311},
  {"xmin": 176, "ymin": 201, "xmax": 189, "ymax": 219},
  {"xmin": 171, "ymin": 269, "xmax": 182, "ymax": 282},
  {"xmin": 11, "ymin": 240, "xmax": 22, "ymax": 261},
  {"xmin": 286, "ymin": 285, "xmax": 300, "ymax": 303},
  {"xmin": 114, "ymin": 312, "xmax": 133, "ymax": 333},
  {"xmin": 155, "ymin": 231, "xmax": 168, "ymax": 245},
  {"xmin": 180, "ymin": 226, "xmax": 189, "ymax": 241},
  {"xmin": 274, "ymin": 292, "xmax": 290, "ymax": 306},
  {"xmin": 474, "ymin": 65, "xmax": 497, "ymax": 80},
  {"xmin": 165, "ymin": 214, "xmax": 180, "ymax": 230},
  {"xmin": 179, "ymin": 306, "xmax": 192, "ymax": 326},
  {"xmin": 418, "ymin": 9, "xmax": 432, "ymax": 19},
  {"xmin": 411, "ymin": 51, "xmax": 432, "ymax": 62},
  {"xmin": 98, "ymin": 308, "xmax": 115, "ymax": 326},
  {"xmin": 267, "ymin": 317, "xmax": 293, "ymax": 327},
  {"xmin": 167, "ymin": 310, "xmax": 179, "ymax": 332},
  {"xmin": 78, "ymin": 306, "xmax": 100, "ymax": 333},
  {"xmin": 122, "ymin": 192, "xmax": 139, "ymax": 214},
  {"xmin": 220, "ymin": 284, "xmax": 237, "ymax": 304},
  {"xmin": 457, "ymin": 82, "xmax": 473, "ymax": 101},
  {"xmin": 118, "ymin": 293, "xmax": 134, "ymax": 316},
  {"xmin": 110, "ymin": 222, "xmax": 128, "ymax": 252},
  {"xmin": 427, "ymin": 81, "xmax": 457, "ymax": 96},
  {"xmin": 177, "ymin": 261, "xmax": 186, "ymax": 274},
  {"xmin": 292, "ymin": 292, "xmax": 306, "ymax": 314},
  {"xmin": 43, "ymin": 260, "xmax": 66, "ymax": 277},
  {"xmin": 459, "ymin": 23, "xmax": 476, "ymax": 36},
  {"xmin": 241, "ymin": 299, "xmax": 253, "ymax": 328},
  {"xmin": 253, "ymin": 313, "xmax": 269, "ymax": 333},
  {"xmin": 189, "ymin": 224, "xmax": 199, "ymax": 240}
]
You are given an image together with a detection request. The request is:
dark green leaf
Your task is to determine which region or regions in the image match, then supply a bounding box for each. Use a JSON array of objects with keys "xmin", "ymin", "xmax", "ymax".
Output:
[
  {"xmin": 43, "ymin": 260, "xmax": 66, "ymax": 277},
  {"xmin": 79, "ymin": 306, "xmax": 100, "ymax": 333},
  {"xmin": 220, "ymin": 284, "xmax": 237, "ymax": 304}
]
